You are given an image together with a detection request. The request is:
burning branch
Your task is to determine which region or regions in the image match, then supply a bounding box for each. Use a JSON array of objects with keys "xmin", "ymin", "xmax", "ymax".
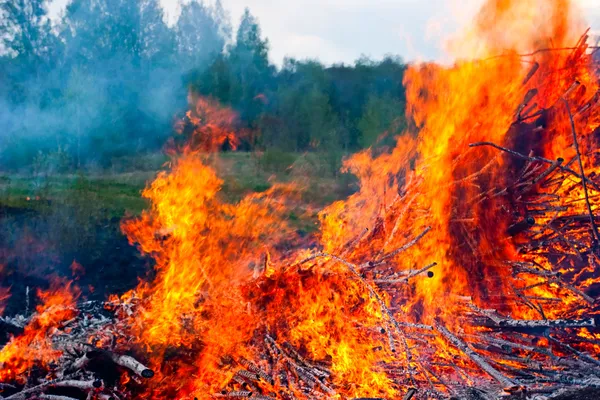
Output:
[
  {"xmin": 562, "ymin": 97, "xmax": 600, "ymax": 246},
  {"xmin": 435, "ymin": 323, "xmax": 515, "ymax": 387}
]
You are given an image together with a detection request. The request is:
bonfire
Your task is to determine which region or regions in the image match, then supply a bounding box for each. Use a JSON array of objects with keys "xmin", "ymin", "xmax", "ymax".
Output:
[{"xmin": 2, "ymin": 0, "xmax": 600, "ymax": 399}]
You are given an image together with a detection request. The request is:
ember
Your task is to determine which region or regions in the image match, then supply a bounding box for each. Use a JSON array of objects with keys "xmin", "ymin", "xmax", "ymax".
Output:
[{"xmin": 2, "ymin": 0, "xmax": 600, "ymax": 399}]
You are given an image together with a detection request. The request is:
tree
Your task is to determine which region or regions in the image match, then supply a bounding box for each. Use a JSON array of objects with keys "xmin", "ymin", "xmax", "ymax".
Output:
[
  {"xmin": 358, "ymin": 94, "xmax": 406, "ymax": 148},
  {"xmin": 0, "ymin": 0, "xmax": 59, "ymax": 105},
  {"xmin": 175, "ymin": 0, "xmax": 226, "ymax": 71},
  {"xmin": 139, "ymin": 0, "xmax": 175, "ymax": 67},
  {"xmin": 228, "ymin": 8, "xmax": 274, "ymax": 123},
  {"xmin": 0, "ymin": 0, "xmax": 55, "ymax": 61},
  {"xmin": 62, "ymin": 0, "xmax": 142, "ymax": 66}
]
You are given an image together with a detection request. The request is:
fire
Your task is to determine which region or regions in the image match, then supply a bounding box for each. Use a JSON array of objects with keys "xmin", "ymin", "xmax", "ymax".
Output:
[
  {"xmin": 117, "ymin": 0, "xmax": 600, "ymax": 396},
  {"xmin": 0, "ymin": 264, "xmax": 9, "ymax": 316},
  {"xmin": 173, "ymin": 92, "xmax": 246, "ymax": 154},
  {"xmin": 0, "ymin": 287, "xmax": 9, "ymax": 316},
  {"xmin": 0, "ymin": 281, "xmax": 79, "ymax": 383},
  {"xmin": 3, "ymin": 0, "xmax": 600, "ymax": 398}
]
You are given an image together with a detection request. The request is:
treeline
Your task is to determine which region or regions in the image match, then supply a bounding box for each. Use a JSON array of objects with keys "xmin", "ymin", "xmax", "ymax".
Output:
[{"xmin": 0, "ymin": 0, "xmax": 408, "ymax": 171}]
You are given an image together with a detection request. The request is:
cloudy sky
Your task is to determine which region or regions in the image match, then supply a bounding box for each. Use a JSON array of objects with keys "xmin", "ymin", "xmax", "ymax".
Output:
[{"xmin": 50, "ymin": 0, "xmax": 600, "ymax": 65}]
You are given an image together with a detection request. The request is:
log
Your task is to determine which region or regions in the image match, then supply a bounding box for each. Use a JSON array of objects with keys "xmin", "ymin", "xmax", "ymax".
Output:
[
  {"xmin": 238, "ymin": 357, "xmax": 274, "ymax": 384},
  {"xmin": 468, "ymin": 141, "xmax": 600, "ymax": 192},
  {"xmin": 531, "ymin": 158, "xmax": 564, "ymax": 185},
  {"xmin": 522, "ymin": 62, "xmax": 540, "ymax": 86},
  {"xmin": 373, "ymin": 226, "xmax": 432, "ymax": 266},
  {"xmin": 3, "ymin": 380, "xmax": 98, "ymax": 400},
  {"xmin": 484, "ymin": 318, "xmax": 595, "ymax": 330},
  {"xmin": 372, "ymin": 262, "xmax": 437, "ymax": 284},
  {"xmin": 548, "ymin": 336, "xmax": 600, "ymax": 368},
  {"xmin": 403, "ymin": 388, "xmax": 417, "ymax": 400},
  {"xmin": 215, "ymin": 391, "xmax": 253, "ymax": 398},
  {"xmin": 506, "ymin": 217, "xmax": 536, "ymax": 236},
  {"xmin": 88, "ymin": 351, "xmax": 154, "ymax": 378},
  {"xmin": 235, "ymin": 370, "xmax": 259, "ymax": 382}
]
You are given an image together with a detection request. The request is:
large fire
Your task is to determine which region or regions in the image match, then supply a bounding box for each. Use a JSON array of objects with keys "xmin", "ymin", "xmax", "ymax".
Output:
[{"xmin": 2, "ymin": 0, "xmax": 600, "ymax": 399}]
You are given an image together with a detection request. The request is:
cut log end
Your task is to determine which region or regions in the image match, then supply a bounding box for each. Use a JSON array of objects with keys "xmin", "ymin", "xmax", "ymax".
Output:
[{"xmin": 141, "ymin": 369, "xmax": 155, "ymax": 378}]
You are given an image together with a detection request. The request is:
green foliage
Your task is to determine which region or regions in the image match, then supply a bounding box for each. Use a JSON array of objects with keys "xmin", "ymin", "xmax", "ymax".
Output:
[
  {"xmin": 0, "ymin": 0, "xmax": 56, "ymax": 61},
  {"xmin": 358, "ymin": 94, "xmax": 406, "ymax": 148},
  {"xmin": 0, "ymin": 0, "xmax": 409, "ymax": 175}
]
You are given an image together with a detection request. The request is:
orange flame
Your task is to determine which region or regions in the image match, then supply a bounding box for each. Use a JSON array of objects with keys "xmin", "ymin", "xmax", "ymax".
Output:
[
  {"xmin": 0, "ymin": 281, "xmax": 79, "ymax": 383},
  {"xmin": 116, "ymin": 0, "xmax": 600, "ymax": 396},
  {"xmin": 3, "ymin": 0, "xmax": 600, "ymax": 397}
]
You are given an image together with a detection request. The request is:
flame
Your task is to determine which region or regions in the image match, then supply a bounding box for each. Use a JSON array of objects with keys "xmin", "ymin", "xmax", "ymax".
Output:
[
  {"xmin": 0, "ymin": 281, "xmax": 79, "ymax": 383},
  {"xmin": 0, "ymin": 264, "xmax": 9, "ymax": 316},
  {"xmin": 0, "ymin": 287, "xmax": 9, "ymax": 316},
  {"xmin": 320, "ymin": 0, "xmax": 600, "ymax": 325},
  {"xmin": 173, "ymin": 92, "xmax": 246, "ymax": 154},
  {"xmin": 3, "ymin": 0, "xmax": 600, "ymax": 397},
  {"xmin": 115, "ymin": 1, "xmax": 600, "ymax": 396}
]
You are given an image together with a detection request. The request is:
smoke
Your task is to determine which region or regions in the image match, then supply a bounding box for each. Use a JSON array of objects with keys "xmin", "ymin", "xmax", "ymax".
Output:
[{"xmin": 0, "ymin": 0, "xmax": 230, "ymax": 171}]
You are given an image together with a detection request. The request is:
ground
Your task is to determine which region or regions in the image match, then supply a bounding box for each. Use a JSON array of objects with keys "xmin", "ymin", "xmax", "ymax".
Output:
[{"xmin": 0, "ymin": 151, "xmax": 354, "ymax": 314}]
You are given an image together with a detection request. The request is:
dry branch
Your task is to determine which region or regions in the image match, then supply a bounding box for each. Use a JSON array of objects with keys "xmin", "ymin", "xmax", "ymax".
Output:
[
  {"xmin": 562, "ymin": 97, "xmax": 600, "ymax": 246},
  {"xmin": 436, "ymin": 322, "xmax": 515, "ymax": 387}
]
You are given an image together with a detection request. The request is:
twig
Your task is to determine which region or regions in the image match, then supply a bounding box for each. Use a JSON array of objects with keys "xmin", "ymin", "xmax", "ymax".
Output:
[
  {"xmin": 562, "ymin": 97, "xmax": 600, "ymax": 246},
  {"xmin": 372, "ymin": 262, "xmax": 437, "ymax": 284},
  {"xmin": 468, "ymin": 142, "xmax": 600, "ymax": 191},
  {"xmin": 435, "ymin": 322, "xmax": 515, "ymax": 387},
  {"xmin": 548, "ymin": 335, "xmax": 600, "ymax": 368},
  {"xmin": 373, "ymin": 226, "xmax": 432, "ymax": 265}
]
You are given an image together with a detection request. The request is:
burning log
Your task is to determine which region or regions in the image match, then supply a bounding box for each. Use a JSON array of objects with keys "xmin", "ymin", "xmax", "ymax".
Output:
[
  {"xmin": 531, "ymin": 158, "xmax": 564, "ymax": 185},
  {"xmin": 100, "ymin": 351, "xmax": 154, "ymax": 378},
  {"xmin": 238, "ymin": 357, "xmax": 275, "ymax": 384},
  {"xmin": 522, "ymin": 62, "xmax": 540, "ymax": 86},
  {"xmin": 234, "ymin": 369, "xmax": 260, "ymax": 382},
  {"xmin": 371, "ymin": 226, "xmax": 432, "ymax": 267},
  {"xmin": 372, "ymin": 262, "xmax": 437, "ymax": 284},
  {"xmin": 3, "ymin": 380, "xmax": 100, "ymax": 400},
  {"xmin": 547, "ymin": 336, "xmax": 600, "ymax": 368},
  {"xmin": 215, "ymin": 390, "xmax": 253, "ymax": 398},
  {"xmin": 403, "ymin": 388, "xmax": 417, "ymax": 400},
  {"xmin": 506, "ymin": 217, "xmax": 536, "ymax": 236},
  {"xmin": 515, "ymin": 89, "xmax": 539, "ymax": 117},
  {"xmin": 484, "ymin": 317, "xmax": 596, "ymax": 330},
  {"xmin": 280, "ymin": 343, "xmax": 330, "ymax": 379}
]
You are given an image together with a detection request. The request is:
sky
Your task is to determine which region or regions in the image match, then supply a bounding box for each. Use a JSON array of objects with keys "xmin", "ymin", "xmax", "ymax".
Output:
[{"xmin": 49, "ymin": 0, "xmax": 600, "ymax": 66}]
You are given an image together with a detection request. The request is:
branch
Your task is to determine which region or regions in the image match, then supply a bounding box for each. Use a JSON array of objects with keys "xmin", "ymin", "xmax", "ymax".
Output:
[
  {"xmin": 436, "ymin": 322, "xmax": 515, "ymax": 387},
  {"xmin": 562, "ymin": 97, "xmax": 600, "ymax": 246}
]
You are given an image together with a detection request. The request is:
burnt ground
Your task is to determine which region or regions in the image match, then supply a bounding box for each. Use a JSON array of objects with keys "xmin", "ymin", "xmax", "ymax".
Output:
[
  {"xmin": 552, "ymin": 388, "xmax": 600, "ymax": 399},
  {"xmin": 0, "ymin": 204, "xmax": 152, "ymax": 317}
]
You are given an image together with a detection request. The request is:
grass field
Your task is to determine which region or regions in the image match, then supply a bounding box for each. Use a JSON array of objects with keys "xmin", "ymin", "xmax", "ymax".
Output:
[
  {"xmin": 0, "ymin": 151, "xmax": 355, "ymax": 304},
  {"xmin": 0, "ymin": 151, "xmax": 355, "ymax": 229}
]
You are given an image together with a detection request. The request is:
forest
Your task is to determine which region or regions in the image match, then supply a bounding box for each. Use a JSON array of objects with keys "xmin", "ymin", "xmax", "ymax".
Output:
[{"xmin": 0, "ymin": 0, "xmax": 408, "ymax": 173}]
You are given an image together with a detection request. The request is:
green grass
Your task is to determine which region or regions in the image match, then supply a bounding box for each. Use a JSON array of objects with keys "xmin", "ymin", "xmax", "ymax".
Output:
[
  {"xmin": 0, "ymin": 173, "xmax": 150, "ymax": 218},
  {"xmin": 0, "ymin": 151, "xmax": 354, "ymax": 231}
]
